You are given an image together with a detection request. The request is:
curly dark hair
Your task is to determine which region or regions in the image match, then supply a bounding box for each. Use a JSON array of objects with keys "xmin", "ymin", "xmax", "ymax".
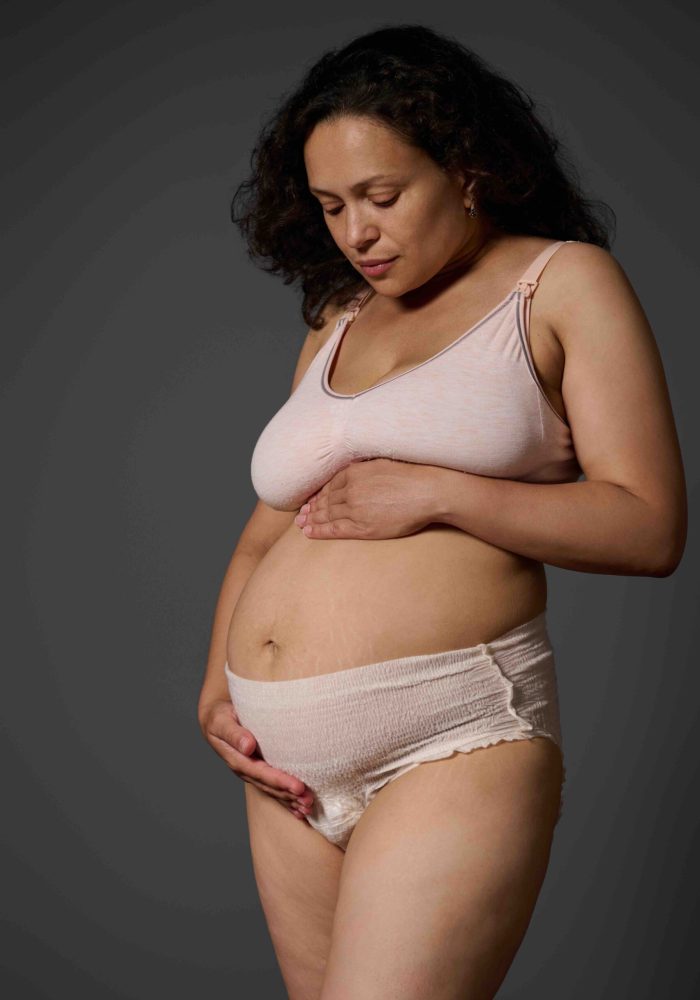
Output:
[{"xmin": 230, "ymin": 23, "xmax": 616, "ymax": 331}]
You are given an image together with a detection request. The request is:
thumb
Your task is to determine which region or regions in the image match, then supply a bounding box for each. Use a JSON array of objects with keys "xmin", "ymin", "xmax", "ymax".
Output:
[{"xmin": 235, "ymin": 729, "xmax": 256, "ymax": 755}]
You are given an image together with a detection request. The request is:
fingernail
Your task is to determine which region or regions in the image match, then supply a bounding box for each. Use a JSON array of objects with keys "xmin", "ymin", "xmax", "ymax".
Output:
[{"xmin": 239, "ymin": 737, "xmax": 252, "ymax": 752}]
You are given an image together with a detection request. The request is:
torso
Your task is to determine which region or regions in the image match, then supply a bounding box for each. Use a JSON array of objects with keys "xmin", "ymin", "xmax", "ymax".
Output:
[{"xmin": 227, "ymin": 235, "xmax": 569, "ymax": 681}]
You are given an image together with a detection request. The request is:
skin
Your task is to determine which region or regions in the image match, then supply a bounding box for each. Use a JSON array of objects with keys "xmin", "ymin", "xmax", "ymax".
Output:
[
  {"xmin": 296, "ymin": 119, "xmax": 685, "ymax": 574},
  {"xmin": 204, "ymin": 114, "xmax": 686, "ymax": 999},
  {"xmin": 307, "ymin": 114, "xmax": 498, "ymax": 305}
]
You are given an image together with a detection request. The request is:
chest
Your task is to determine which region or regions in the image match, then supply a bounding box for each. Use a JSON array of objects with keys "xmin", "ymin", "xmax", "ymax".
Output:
[{"xmin": 325, "ymin": 295, "xmax": 567, "ymax": 423}]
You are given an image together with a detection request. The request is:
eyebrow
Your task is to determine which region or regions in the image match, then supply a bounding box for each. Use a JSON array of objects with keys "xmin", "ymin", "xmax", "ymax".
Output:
[{"xmin": 308, "ymin": 174, "xmax": 401, "ymax": 195}]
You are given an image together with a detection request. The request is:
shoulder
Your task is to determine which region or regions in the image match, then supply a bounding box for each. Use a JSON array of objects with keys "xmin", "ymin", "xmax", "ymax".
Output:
[{"xmin": 537, "ymin": 241, "xmax": 636, "ymax": 350}]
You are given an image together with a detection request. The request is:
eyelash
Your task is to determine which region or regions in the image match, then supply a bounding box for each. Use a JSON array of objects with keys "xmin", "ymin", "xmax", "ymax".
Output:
[{"xmin": 323, "ymin": 194, "xmax": 399, "ymax": 217}]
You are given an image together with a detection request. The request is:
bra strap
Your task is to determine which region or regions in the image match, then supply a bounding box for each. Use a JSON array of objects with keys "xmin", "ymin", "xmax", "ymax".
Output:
[
  {"xmin": 516, "ymin": 240, "xmax": 572, "ymax": 299},
  {"xmin": 332, "ymin": 286, "xmax": 375, "ymax": 337},
  {"xmin": 346, "ymin": 286, "xmax": 374, "ymax": 317}
]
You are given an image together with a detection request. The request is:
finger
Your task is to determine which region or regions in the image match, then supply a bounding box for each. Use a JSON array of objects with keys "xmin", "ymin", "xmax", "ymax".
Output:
[
  {"xmin": 304, "ymin": 497, "xmax": 351, "ymax": 528},
  {"xmin": 242, "ymin": 757, "xmax": 315, "ymax": 805},
  {"xmin": 240, "ymin": 776, "xmax": 298, "ymax": 803},
  {"xmin": 302, "ymin": 516, "xmax": 357, "ymax": 539},
  {"xmin": 234, "ymin": 730, "xmax": 257, "ymax": 754},
  {"xmin": 209, "ymin": 719, "xmax": 258, "ymax": 756},
  {"xmin": 308, "ymin": 489, "xmax": 328, "ymax": 514},
  {"xmin": 309, "ymin": 472, "xmax": 344, "ymax": 509},
  {"xmin": 305, "ymin": 502, "xmax": 331, "ymax": 524},
  {"xmin": 249, "ymin": 758, "xmax": 308, "ymax": 795},
  {"xmin": 239, "ymin": 768, "xmax": 313, "ymax": 811},
  {"xmin": 311, "ymin": 479, "xmax": 331, "ymax": 504},
  {"xmin": 210, "ymin": 735, "xmax": 312, "ymax": 800},
  {"xmin": 243, "ymin": 772, "xmax": 314, "ymax": 815}
]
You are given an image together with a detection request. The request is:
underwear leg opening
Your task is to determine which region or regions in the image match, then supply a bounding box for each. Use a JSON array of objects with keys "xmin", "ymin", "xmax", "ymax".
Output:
[{"xmin": 366, "ymin": 731, "xmax": 566, "ymax": 826}]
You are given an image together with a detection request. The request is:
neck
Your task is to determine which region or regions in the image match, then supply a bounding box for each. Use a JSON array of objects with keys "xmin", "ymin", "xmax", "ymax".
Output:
[
  {"xmin": 401, "ymin": 225, "xmax": 505, "ymax": 307},
  {"xmin": 436, "ymin": 221, "xmax": 505, "ymax": 281}
]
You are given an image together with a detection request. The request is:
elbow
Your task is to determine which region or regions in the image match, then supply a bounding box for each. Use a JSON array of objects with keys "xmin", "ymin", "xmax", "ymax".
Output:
[
  {"xmin": 649, "ymin": 547, "xmax": 685, "ymax": 578},
  {"xmin": 632, "ymin": 494, "xmax": 687, "ymax": 578},
  {"xmin": 649, "ymin": 561, "xmax": 677, "ymax": 579},
  {"xmin": 647, "ymin": 526, "xmax": 687, "ymax": 578},
  {"xmin": 616, "ymin": 489, "xmax": 686, "ymax": 578}
]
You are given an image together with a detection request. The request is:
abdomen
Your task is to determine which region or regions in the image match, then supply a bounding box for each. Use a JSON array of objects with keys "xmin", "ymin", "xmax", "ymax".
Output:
[{"xmin": 226, "ymin": 523, "xmax": 547, "ymax": 681}]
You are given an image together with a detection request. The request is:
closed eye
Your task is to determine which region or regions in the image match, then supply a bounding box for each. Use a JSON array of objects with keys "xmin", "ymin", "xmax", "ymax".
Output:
[{"xmin": 323, "ymin": 194, "xmax": 400, "ymax": 217}]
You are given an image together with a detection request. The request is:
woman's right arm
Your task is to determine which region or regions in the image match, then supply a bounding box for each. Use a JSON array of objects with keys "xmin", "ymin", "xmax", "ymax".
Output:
[
  {"xmin": 197, "ymin": 531, "xmax": 315, "ymax": 813},
  {"xmin": 197, "ymin": 299, "xmax": 348, "ymax": 812}
]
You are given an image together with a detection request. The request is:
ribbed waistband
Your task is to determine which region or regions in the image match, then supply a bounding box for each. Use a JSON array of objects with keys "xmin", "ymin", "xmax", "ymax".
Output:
[{"xmin": 225, "ymin": 609, "xmax": 551, "ymax": 701}]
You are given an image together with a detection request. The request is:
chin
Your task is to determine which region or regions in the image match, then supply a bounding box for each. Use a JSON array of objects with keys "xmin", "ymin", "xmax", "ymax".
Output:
[{"xmin": 374, "ymin": 284, "xmax": 405, "ymax": 299}]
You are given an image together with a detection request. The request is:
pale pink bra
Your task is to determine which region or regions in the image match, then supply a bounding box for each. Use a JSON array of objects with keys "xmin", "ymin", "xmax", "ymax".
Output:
[{"xmin": 251, "ymin": 240, "xmax": 582, "ymax": 510}]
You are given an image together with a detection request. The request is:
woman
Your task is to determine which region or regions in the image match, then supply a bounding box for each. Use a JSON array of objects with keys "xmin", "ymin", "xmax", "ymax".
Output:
[{"xmin": 198, "ymin": 24, "xmax": 686, "ymax": 1000}]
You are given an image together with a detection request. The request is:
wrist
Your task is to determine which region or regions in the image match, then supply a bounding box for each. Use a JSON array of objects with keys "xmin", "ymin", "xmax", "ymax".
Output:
[{"xmin": 419, "ymin": 463, "xmax": 454, "ymax": 524}]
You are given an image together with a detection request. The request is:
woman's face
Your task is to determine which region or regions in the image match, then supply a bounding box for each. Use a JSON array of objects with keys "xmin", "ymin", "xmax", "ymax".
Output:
[{"xmin": 304, "ymin": 114, "xmax": 489, "ymax": 297}]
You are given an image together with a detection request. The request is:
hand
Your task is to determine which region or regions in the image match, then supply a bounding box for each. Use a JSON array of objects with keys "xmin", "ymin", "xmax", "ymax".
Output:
[
  {"xmin": 293, "ymin": 457, "xmax": 438, "ymax": 540},
  {"xmin": 199, "ymin": 699, "xmax": 314, "ymax": 821}
]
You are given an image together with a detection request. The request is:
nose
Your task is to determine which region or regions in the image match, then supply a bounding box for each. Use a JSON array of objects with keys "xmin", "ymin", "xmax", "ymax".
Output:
[{"xmin": 344, "ymin": 206, "xmax": 379, "ymax": 251}]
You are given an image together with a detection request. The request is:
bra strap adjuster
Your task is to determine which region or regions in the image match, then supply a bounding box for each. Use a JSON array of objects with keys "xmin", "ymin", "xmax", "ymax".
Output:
[{"xmin": 517, "ymin": 279, "xmax": 539, "ymax": 298}]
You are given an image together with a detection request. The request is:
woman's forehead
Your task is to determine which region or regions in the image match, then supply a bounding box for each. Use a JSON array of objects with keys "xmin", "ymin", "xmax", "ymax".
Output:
[{"xmin": 305, "ymin": 120, "xmax": 427, "ymax": 185}]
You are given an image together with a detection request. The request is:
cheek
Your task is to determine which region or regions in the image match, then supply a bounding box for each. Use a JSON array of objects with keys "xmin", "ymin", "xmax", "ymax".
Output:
[
  {"xmin": 430, "ymin": 211, "xmax": 468, "ymax": 266},
  {"xmin": 406, "ymin": 191, "xmax": 462, "ymax": 246},
  {"xmin": 325, "ymin": 219, "xmax": 341, "ymax": 243},
  {"xmin": 431, "ymin": 193, "xmax": 465, "ymax": 233},
  {"xmin": 407, "ymin": 213, "xmax": 460, "ymax": 262}
]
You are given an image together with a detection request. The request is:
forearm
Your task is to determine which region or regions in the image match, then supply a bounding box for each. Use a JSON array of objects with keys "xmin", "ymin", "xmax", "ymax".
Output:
[
  {"xmin": 198, "ymin": 542, "xmax": 266, "ymax": 724},
  {"xmin": 428, "ymin": 466, "xmax": 674, "ymax": 576}
]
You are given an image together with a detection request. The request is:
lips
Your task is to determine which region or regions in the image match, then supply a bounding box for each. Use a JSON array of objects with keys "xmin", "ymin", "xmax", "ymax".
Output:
[
  {"xmin": 358, "ymin": 256, "xmax": 399, "ymax": 276},
  {"xmin": 358, "ymin": 256, "xmax": 397, "ymax": 266}
]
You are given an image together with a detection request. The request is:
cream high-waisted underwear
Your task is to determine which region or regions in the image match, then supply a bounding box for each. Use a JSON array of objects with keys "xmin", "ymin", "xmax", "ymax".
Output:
[{"xmin": 225, "ymin": 610, "xmax": 566, "ymax": 851}]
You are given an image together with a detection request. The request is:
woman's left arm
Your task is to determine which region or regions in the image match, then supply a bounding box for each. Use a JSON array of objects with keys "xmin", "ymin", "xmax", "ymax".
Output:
[
  {"xmin": 296, "ymin": 245, "xmax": 687, "ymax": 577},
  {"xmin": 432, "ymin": 245, "xmax": 687, "ymax": 577}
]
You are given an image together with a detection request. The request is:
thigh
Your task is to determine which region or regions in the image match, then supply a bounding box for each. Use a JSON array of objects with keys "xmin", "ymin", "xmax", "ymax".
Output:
[
  {"xmin": 244, "ymin": 782, "xmax": 346, "ymax": 1000},
  {"xmin": 320, "ymin": 737, "xmax": 564, "ymax": 1000}
]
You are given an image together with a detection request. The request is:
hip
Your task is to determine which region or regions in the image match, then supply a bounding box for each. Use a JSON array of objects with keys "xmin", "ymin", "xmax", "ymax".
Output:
[{"xmin": 225, "ymin": 608, "xmax": 566, "ymax": 847}]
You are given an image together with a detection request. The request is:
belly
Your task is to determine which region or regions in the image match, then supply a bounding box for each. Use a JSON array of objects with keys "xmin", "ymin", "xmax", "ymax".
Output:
[{"xmin": 226, "ymin": 522, "xmax": 548, "ymax": 681}]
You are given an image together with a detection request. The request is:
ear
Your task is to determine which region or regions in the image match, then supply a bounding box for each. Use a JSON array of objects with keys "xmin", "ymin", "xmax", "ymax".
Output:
[
  {"xmin": 453, "ymin": 170, "xmax": 477, "ymax": 208},
  {"xmin": 462, "ymin": 176, "xmax": 477, "ymax": 206}
]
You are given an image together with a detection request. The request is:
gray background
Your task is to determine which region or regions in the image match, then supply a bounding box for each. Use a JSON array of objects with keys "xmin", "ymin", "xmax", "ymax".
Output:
[{"xmin": 3, "ymin": 1, "xmax": 697, "ymax": 997}]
